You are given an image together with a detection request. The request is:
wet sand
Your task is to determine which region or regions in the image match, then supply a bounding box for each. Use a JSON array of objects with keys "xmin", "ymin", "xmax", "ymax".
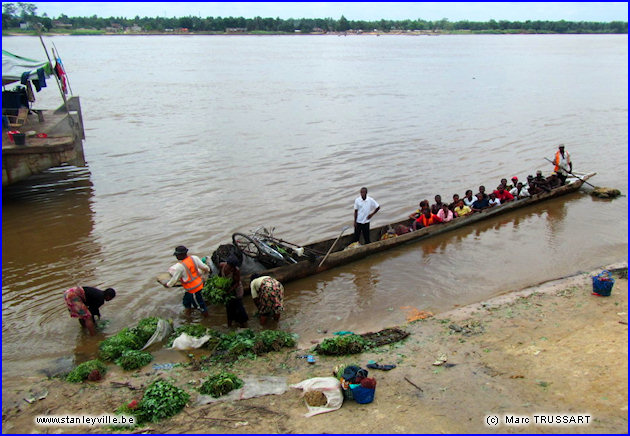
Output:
[{"xmin": 2, "ymin": 263, "xmax": 627, "ymax": 434}]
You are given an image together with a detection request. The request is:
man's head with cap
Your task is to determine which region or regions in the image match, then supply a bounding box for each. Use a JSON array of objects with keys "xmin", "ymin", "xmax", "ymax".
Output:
[
  {"xmin": 173, "ymin": 245, "xmax": 188, "ymax": 259},
  {"xmin": 536, "ymin": 170, "xmax": 543, "ymax": 178},
  {"xmin": 511, "ymin": 176, "xmax": 518, "ymax": 182},
  {"xmin": 558, "ymin": 144, "xmax": 565, "ymax": 150}
]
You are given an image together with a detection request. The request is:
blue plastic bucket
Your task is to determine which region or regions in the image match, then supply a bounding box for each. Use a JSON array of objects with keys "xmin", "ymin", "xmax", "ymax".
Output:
[
  {"xmin": 592, "ymin": 271, "xmax": 615, "ymax": 297},
  {"xmin": 351, "ymin": 385, "xmax": 375, "ymax": 404}
]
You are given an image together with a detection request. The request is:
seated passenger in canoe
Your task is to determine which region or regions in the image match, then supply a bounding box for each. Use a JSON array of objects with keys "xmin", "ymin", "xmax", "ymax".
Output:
[
  {"xmin": 471, "ymin": 193, "xmax": 491, "ymax": 212},
  {"xmin": 488, "ymin": 192, "xmax": 501, "ymax": 207},
  {"xmin": 510, "ymin": 182, "xmax": 530, "ymax": 199},
  {"xmin": 509, "ymin": 176, "xmax": 519, "ymax": 190},
  {"xmin": 437, "ymin": 203, "xmax": 454, "ymax": 222},
  {"xmin": 412, "ymin": 208, "xmax": 443, "ymax": 230},
  {"xmin": 448, "ymin": 194, "xmax": 460, "ymax": 211},
  {"xmin": 408, "ymin": 200, "xmax": 429, "ymax": 220},
  {"xmin": 530, "ymin": 170, "xmax": 552, "ymax": 194},
  {"xmin": 453, "ymin": 199, "xmax": 473, "ymax": 217},
  {"xmin": 431, "ymin": 195, "xmax": 444, "ymax": 214},
  {"xmin": 477, "ymin": 185, "xmax": 488, "ymax": 200},
  {"xmin": 546, "ymin": 172, "xmax": 562, "ymax": 189},
  {"xmin": 463, "ymin": 190, "xmax": 475, "ymax": 207},
  {"xmin": 493, "ymin": 185, "xmax": 515, "ymax": 203}
]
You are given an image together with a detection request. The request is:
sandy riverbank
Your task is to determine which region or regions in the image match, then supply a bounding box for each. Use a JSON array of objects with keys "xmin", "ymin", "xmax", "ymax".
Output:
[{"xmin": 2, "ymin": 263, "xmax": 627, "ymax": 434}]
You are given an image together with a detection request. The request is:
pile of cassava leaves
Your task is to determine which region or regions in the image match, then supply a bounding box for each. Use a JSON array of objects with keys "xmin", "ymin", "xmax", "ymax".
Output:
[
  {"xmin": 213, "ymin": 329, "xmax": 296, "ymax": 362},
  {"xmin": 316, "ymin": 334, "xmax": 369, "ymax": 355},
  {"xmin": 166, "ymin": 325, "xmax": 296, "ymax": 363},
  {"xmin": 99, "ymin": 317, "xmax": 159, "ymax": 362},
  {"xmin": 315, "ymin": 328, "xmax": 410, "ymax": 355},
  {"xmin": 116, "ymin": 379, "xmax": 190, "ymax": 424},
  {"xmin": 115, "ymin": 349, "xmax": 154, "ymax": 370},
  {"xmin": 198, "ymin": 372, "xmax": 244, "ymax": 397},
  {"xmin": 201, "ymin": 275, "xmax": 233, "ymax": 305},
  {"xmin": 66, "ymin": 359, "xmax": 107, "ymax": 383}
]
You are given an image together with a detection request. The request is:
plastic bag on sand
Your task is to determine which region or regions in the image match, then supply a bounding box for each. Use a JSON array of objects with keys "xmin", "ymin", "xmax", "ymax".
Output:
[
  {"xmin": 170, "ymin": 333, "xmax": 211, "ymax": 350},
  {"xmin": 196, "ymin": 375, "xmax": 288, "ymax": 405},
  {"xmin": 142, "ymin": 318, "xmax": 173, "ymax": 350},
  {"xmin": 291, "ymin": 377, "xmax": 343, "ymax": 417}
]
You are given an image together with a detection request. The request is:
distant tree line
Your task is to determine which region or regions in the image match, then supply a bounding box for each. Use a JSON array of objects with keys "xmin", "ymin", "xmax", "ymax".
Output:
[{"xmin": 3, "ymin": 2, "xmax": 627, "ymax": 34}]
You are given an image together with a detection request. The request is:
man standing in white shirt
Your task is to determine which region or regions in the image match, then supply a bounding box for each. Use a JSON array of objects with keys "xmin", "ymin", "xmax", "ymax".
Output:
[{"xmin": 353, "ymin": 187, "xmax": 380, "ymax": 244}]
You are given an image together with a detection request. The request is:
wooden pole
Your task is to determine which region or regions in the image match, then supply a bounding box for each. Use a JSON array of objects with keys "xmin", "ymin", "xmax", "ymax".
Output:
[
  {"xmin": 544, "ymin": 157, "xmax": 596, "ymax": 188},
  {"xmin": 318, "ymin": 225, "xmax": 350, "ymax": 268}
]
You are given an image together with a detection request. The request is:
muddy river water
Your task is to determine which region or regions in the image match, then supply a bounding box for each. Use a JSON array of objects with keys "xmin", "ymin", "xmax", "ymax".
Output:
[{"xmin": 2, "ymin": 34, "xmax": 627, "ymax": 377}]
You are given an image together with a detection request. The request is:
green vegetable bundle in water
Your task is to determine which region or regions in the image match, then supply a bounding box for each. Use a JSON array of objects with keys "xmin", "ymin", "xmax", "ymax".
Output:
[
  {"xmin": 198, "ymin": 372, "xmax": 244, "ymax": 397},
  {"xmin": 99, "ymin": 317, "xmax": 160, "ymax": 361},
  {"xmin": 99, "ymin": 327, "xmax": 145, "ymax": 361},
  {"xmin": 201, "ymin": 275, "xmax": 233, "ymax": 305}
]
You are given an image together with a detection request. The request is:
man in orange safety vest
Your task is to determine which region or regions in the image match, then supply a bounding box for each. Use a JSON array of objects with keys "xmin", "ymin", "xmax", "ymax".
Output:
[
  {"xmin": 553, "ymin": 144, "xmax": 572, "ymax": 185},
  {"xmin": 163, "ymin": 245, "xmax": 210, "ymax": 317}
]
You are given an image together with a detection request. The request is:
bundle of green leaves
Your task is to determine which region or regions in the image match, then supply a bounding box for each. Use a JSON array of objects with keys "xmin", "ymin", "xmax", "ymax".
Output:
[
  {"xmin": 99, "ymin": 317, "xmax": 161, "ymax": 361},
  {"xmin": 317, "ymin": 334, "xmax": 368, "ymax": 355},
  {"xmin": 66, "ymin": 359, "xmax": 107, "ymax": 383},
  {"xmin": 217, "ymin": 329, "xmax": 256, "ymax": 359},
  {"xmin": 115, "ymin": 349, "xmax": 154, "ymax": 370},
  {"xmin": 99, "ymin": 328, "xmax": 145, "ymax": 361},
  {"xmin": 201, "ymin": 275, "xmax": 233, "ymax": 305},
  {"xmin": 120, "ymin": 379, "xmax": 190, "ymax": 424},
  {"xmin": 198, "ymin": 372, "xmax": 244, "ymax": 397},
  {"xmin": 132, "ymin": 317, "xmax": 160, "ymax": 344},
  {"xmin": 252, "ymin": 330, "xmax": 296, "ymax": 354},
  {"xmin": 200, "ymin": 329, "xmax": 296, "ymax": 363}
]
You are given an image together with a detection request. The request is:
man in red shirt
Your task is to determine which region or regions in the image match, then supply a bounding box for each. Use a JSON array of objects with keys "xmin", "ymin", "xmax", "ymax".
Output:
[{"xmin": 493, "ymin": 185, "xmax": 515, "ymax": 203}]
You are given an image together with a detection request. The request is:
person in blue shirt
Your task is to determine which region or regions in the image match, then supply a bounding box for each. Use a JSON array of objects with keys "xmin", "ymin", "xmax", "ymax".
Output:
[{"xmin": 471, "ymin": 193, "xmax": 491, "ymax": 213}]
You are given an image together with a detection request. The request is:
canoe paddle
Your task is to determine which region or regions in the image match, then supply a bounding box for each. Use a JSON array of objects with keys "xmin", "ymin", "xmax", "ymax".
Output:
[
  {"xmin": 544, "ymin": 157, "xmax": 596, "ymax": 188},
  {"xmin": 318, "ymin": 225, "xmax": 351, "ymax": 268}
]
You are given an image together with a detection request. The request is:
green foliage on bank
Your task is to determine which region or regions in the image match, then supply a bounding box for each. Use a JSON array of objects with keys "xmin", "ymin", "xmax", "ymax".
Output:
[
  {"xmin": 198, "ymin": 372, "xmax": 244, "ymax": 397},
  {"xmin": 115, "ymin": 349, "xmax": 154, "ymax": 370},
  {"xmin": 117, "ymin": 379, "xmax": 190, "ymax": 424},
  {"xmin": 317, "ymin": 334, "xmax": 368, "ymax": 355},
  {"xmin": 3, "ymin": 3, "xmax": 627, "ymax": 34}
]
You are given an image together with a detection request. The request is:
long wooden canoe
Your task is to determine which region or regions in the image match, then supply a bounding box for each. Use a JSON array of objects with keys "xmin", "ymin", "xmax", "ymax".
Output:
[
  {"xmin": 248, "ymin": 173, "xmax": 595, "ymax": 286},
  {"xmin": 157, "ymin": 173, "xmax": 594, "ymax": 289}
]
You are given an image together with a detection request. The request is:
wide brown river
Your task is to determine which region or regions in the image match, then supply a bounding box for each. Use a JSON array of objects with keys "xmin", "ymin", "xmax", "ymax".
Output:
[{"xmin": 2, "ymin": 34, "xmax": 627, "ymax": 378}]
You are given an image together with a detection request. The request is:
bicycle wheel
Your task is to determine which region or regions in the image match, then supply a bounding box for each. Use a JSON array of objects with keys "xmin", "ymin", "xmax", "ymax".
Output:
[{"xmin": 232, "ymin": 233, "xmax": 264, "ymax": 258}]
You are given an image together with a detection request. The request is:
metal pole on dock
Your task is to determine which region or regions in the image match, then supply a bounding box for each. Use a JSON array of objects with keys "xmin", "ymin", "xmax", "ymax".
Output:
[{"xmin": 34, "ymin": 24, "xmax": 69, "ymax": 111}]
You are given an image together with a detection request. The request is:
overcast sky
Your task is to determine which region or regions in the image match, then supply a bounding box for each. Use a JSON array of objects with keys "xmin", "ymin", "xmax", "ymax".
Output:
[{"xmin": 23, "ymin": 2, "xmax": 629, "ymax": 22}]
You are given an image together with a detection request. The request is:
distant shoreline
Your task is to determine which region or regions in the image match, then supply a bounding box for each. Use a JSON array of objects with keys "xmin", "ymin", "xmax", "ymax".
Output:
[{"xmin": 3, "ymin": 30, "xmax": 627, "ymax": 37}]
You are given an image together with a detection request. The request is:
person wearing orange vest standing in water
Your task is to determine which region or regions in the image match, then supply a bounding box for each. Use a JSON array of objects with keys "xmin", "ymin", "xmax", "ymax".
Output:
[
  {"xmin": 553, "ymin": 144, "xmax": 572, "ymax": 186},
  {"xmin": 163, "ymin": 245, "xmax": 210, "ymax": 317}
]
